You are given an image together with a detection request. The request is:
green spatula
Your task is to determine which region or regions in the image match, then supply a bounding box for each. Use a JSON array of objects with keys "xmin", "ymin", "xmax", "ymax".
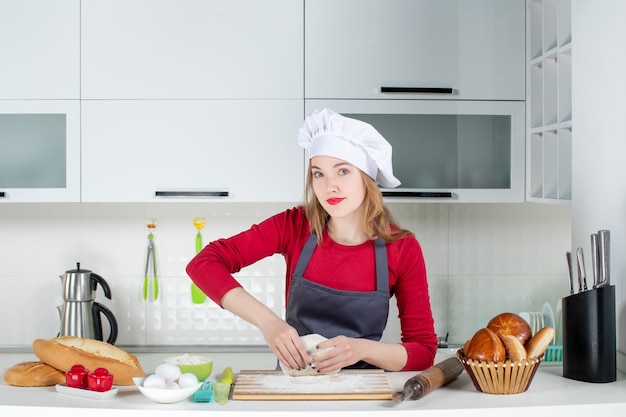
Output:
[{"xmin": 191, "ymin": 217, "xmax": 207, "ymax": 304}]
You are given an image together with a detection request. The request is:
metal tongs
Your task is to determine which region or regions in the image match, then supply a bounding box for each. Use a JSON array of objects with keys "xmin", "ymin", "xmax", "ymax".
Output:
[{"xmin": 143, "ymin": 219, "xmax": 159, "ymax": 301}]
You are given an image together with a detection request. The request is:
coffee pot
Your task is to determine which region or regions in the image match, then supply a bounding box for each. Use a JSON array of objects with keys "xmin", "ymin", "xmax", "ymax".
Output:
[{"xmin": 57, "ymin": 263, "xmax": 118, "ymax": 344}]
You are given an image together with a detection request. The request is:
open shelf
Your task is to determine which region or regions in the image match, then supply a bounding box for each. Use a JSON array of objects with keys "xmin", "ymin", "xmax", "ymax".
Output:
[{"xmin": 526, "ymin": 0, "xmax": 572, "ymax": 203}]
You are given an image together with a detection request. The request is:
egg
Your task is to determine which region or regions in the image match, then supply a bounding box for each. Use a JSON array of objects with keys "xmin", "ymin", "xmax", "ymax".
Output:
[
  {"xmin": 165, "ymin": 381, "xmax": 181, "ymax": 390},
  {"xmin": 177, "ymin": 372, "xmax": 199, "ymax": 388},
  {"xmin": 155, "ymin": 363, "xmax": 181, "ymax": 382},
  {"xmin": 142, "ymin": 374, "xmax": 166, "ymax": 389}
]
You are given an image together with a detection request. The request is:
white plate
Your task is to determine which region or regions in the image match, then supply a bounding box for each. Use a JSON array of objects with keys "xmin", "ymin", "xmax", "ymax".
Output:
[
  {"xmin": 555, "ymin": 299, "xmax": 563, "ymax": 345},
  {"xmin": 519, "ymin": 311, "xmax": 531, "ymax": 327},
  {"xmin": 56, "ymin": 384, "xmax": 119, "ymax": 400},
  {"xmin": 542, "ymin": 302, "xmax": 555, "ymax": 332}
]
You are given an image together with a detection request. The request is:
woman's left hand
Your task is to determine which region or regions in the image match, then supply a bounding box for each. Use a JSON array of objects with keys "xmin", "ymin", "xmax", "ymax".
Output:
[
  {"xmin": 309, "ymin": 336, "xmax": 363, "ymax": 374},
  {"xmin": 310, "ymin": 336, "xmax": 409, "ymax": 373}
]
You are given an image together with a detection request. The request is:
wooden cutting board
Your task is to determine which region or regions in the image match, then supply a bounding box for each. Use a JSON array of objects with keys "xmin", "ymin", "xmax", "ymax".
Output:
[{"xmin": 232, "ymin": 369, "xmax": 392, "ymax": 401}]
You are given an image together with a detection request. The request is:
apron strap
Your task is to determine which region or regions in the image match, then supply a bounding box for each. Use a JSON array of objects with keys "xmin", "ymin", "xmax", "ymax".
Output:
[
  {"xmin": 293, "ymin": 234, "xmax": 318, "ymax": 277},
  {"xmin": 373, "ymin": 238, "xmax": 389, "ymax": 295}
]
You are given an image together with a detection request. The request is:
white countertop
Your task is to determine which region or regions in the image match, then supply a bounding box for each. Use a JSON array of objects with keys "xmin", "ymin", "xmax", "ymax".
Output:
[{"xmin": 2, "ymin": 349, "xmax": 626, "ymax": 416}]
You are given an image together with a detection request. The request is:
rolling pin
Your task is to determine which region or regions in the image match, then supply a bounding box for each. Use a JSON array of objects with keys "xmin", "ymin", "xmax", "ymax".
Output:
[{"xmin": 393, "ymin": 357, "xmax": 464, "ymax": 402}]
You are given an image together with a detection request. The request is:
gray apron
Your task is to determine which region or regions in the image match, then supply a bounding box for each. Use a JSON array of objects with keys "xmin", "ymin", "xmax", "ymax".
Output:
[{"xmin": 285, "ymin": 234, "xmax": 390, "ymax": 369}]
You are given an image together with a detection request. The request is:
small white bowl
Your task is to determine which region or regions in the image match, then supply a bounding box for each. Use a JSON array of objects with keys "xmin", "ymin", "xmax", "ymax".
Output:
[{"xmin": 133, "ymin": 377, "xmax": 203, "ymax": 404}]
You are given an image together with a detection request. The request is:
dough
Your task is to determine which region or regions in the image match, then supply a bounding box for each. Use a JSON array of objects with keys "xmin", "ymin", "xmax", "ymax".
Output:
[{"xmin": 280, "ymin": 333, "xmax": 339, "ymax": 377}]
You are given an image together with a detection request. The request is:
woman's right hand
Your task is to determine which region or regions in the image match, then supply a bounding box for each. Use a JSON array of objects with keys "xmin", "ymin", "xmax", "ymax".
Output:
[
  {"xmin": 260, "ymin": 319, "xmax": 310, "ymax": 371},
  {"xmin": 220, "ymin": 287, "xmax": 310, "ymax": 371}
]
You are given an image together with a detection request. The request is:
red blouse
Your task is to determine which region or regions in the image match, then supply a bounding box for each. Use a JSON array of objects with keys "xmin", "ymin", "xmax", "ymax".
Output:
[{"xmin": 186, "ymin": 206, "xmax": 438, "ymax": 371}]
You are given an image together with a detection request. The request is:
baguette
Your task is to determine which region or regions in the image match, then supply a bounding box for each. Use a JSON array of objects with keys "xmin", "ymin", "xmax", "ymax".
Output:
[
  {"xmin": 3, "ymin": 361, "xmax": 66, "ymax": 387},
  {"xmin": 32, "ymin": 336, "xmax": 144, "ymax": 385}
]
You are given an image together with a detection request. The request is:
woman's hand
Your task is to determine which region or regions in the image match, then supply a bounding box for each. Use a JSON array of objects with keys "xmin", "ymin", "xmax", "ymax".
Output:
[
  {"xmin": 259, "ymin": 319, "xmax": 310, "ymax": 371},
  {"xmin": 311, "ymin": 336, "xmax": 409, "ymax": 373},
  {"xmin": 310, "ymin": 336, "xmax": 361, "ymax": 373},
  {"xmin": 219, "ymin": 287, "xmax": 310, "ymax": 371}
]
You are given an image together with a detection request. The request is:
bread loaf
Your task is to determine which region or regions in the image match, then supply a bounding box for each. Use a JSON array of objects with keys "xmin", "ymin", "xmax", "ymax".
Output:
[
  {"xmin": 525, "ymin": 326, "xmax": 555, "ymax": 358},
  {"xmin": 3, "ymin": 361, "xmax": 66, "ymax": 387},
  {"xmin": 466, "ymin": 328, "xmax": 506, "ymax": 363},
  {"xmin": 487, "ymin": 312, "xmax": 532, "ymax": 345},
  {"xmin": 32, "ymin": 336, "xmax": 144, "ymax": 385},
  {"xmin": 499, "ymin": 334, "xmax": 527, "ymax": 361}
]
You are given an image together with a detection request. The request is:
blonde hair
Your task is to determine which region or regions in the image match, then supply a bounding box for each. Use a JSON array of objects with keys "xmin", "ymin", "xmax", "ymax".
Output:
[{"xmin": 303, "ymin": 169, "xmax": 413, "ymax": 244}]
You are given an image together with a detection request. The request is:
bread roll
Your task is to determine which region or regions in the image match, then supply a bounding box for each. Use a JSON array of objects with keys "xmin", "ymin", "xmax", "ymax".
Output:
[
  {"xmin": 463, "ymin": 339, "xmax": 471, "ymax": 354},
  {"xmin": 466, "ymin": 328, "xmax": 506, "ymax": 363},
  {"xmin": 32, "ymin": 336, "xmax": 144, "ymax": 385},
  {"xmin": 487, "ymin": 312, "xmax": 532, "ymax": 345},
  {"xmin": 499, "ymin": 334, "xmax": 527, "ymax": 361},
  {"xmin": 525, "ymin": 326, "xmax": 555, "ymax": 358},
  {"xmin": 3, "ymin": 361, "xmax": 66, "ymax": 387}
]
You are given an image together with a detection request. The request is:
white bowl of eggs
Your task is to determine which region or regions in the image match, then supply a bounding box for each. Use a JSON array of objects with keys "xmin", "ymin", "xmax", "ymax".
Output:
[{"xmin": 133, "ymin": 363, "xmax": 203, "ymax": 404}]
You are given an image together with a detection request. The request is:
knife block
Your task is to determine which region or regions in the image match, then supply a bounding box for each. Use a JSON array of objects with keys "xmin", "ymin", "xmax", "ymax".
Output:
[{"xmin": 562, "ymin": 285, "xmax": 616, "ymax": 383}]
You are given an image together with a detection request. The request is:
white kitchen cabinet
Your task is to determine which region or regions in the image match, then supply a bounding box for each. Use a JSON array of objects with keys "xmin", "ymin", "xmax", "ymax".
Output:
[
  {"xmin": 306, "ymin": 100, "xmax": 526, "ymax": 203},
  {"xmin": 305, "ymin": 0, "xmax": 525, "ymax": 101},
  {"xmin": 526, "ymin": 0, "xmax": 572, "ymax": 203},
  {"xmin": 0, "ymin": 100, "xmax": 81, "ymax": 202},
  {"xmin": 81, "ymin": 0, "xmax": 303, "ymax": 100},
  {"xmin": 81, "ymin": 100, "xmax": 304, "ymax": 203},
  {"xmin": 0, "ymin": 0, "xmax": 79, "ymax": 99}
]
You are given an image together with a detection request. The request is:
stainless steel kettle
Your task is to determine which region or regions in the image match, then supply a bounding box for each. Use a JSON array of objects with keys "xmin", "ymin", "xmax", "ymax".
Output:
[{"xmin": 57, "ymin": 263, "xmax": 118, "ymax": 344}]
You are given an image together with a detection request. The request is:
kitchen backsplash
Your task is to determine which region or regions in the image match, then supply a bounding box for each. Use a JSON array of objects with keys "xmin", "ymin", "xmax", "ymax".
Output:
[{"xmin": 0, "ymin": 202, "xmax": 571, "ymax": 349}]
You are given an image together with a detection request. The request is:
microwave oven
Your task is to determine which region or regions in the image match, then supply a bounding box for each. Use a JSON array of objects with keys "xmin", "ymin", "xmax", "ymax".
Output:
[{"xmin": 305, "ymin": 100, "xmax": 525, "ymax": 203}]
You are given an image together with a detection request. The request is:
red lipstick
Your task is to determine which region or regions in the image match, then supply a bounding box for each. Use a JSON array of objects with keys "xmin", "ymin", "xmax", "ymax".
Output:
[{"xmin": 327, "ymin": 197, "xmax": 345, "ymax": 205}]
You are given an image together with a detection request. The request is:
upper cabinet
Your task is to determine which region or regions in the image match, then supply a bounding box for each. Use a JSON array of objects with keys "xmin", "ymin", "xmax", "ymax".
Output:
[
  {"xmin": 81, "ymin": 0, "xmax": 303, "ymax": 100},
  {"xmin": 79, "ymin": 0, "xmax": 305, "ymax": 203},
  {"xmin": 526, "ymin": 0, "xmax": 572, "ymax": 203},
  {"xmin": 81, "ymin": 100, "xmax": 304, "ymax": 203},
  {"xmin": 0, "ymin": 0, "xmax": 79, "ymax": 99},
  {"xmin": 0, "ymin": 100, "xmax": 81, "ymax": 202},
  {"xmin": 305, "ymin": 0, "xmax": 526, "ymax": 101}
]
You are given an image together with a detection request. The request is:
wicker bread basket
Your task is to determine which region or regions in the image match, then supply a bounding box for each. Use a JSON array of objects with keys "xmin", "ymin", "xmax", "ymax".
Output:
[{"xmin": 457, "ymin": 349, "xmax": 543, "ymax": 394}]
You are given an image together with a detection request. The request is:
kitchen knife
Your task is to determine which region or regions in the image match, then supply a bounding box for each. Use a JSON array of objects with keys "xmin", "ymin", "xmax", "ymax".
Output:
[
  {"xmin": 590, "ymin": 233, "xmax": 599, "ymax": 288},
  {"xmin": 565, "ymin": 251, "xmax": 575, "ymax": 294},
  {"xmin": 575, "ymin": 247, "xmax": 588, "ymax": 292},
  {"xmin": 597, "ymin": 230, "xmax": 610, "ymax": 287}
]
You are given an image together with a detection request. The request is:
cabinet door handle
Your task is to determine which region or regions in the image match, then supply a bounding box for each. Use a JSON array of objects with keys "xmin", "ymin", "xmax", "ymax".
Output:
[
  {"xmin": 155, "ymin": 190, "xmax": 229, "ymax": 198},
  {"xmin": 382, "ymin": 191, "xmax": 453, "ymax": 198},
  {"xmin": 380, "ymin": 87, "xmax": 454, "ymax": 94}
]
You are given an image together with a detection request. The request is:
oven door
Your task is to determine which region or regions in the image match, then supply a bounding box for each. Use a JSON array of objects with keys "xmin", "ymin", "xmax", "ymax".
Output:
[{"xmin": 305, "ymin": 100, "xmax": 525, "ymax": 203}]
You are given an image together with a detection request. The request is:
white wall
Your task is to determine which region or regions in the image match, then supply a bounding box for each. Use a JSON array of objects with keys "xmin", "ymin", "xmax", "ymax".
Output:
[
  {"xmin": 572, "ymin": 0, "xmax": 626, "ymax": 372},
  {"xmin": 0, "ymin": 202, "xmax": 570, "ymax": 349}
]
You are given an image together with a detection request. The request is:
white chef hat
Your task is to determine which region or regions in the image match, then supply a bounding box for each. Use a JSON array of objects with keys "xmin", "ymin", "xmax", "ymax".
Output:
[{"xmin": 298, "ymin": 108, "xmax": 401, "ymax": 188}]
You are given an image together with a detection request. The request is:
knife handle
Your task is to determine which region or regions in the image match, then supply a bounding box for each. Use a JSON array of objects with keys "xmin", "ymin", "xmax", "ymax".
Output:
[
  {"xmin": 590, "ymin": 234, "xmax": 599, "ymax": 288},
  {"xmin": 566, "ymin": 251, "xmax": 574, "ymax": 294},
  {"xmin": 597, "ymin": 230, "xmax": 610, "ymax": 287},
  {"xmin": 576, "ymin": 248, "xmax": 587, "ymax": 292}
]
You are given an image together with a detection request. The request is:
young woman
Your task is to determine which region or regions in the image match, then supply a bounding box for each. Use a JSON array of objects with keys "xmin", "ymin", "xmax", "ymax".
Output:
[{"xmin": 186, "ymin": 108, "xmax": 437, "ymax": 373}]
